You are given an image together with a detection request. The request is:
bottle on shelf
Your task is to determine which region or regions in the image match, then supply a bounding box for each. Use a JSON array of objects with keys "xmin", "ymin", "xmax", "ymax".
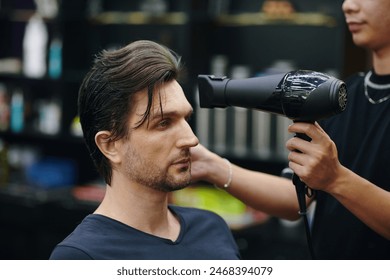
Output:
[
  {"xmin": 10, "ymin": 89, "xmax": 24, "ymax": 134},
  {"xmin": 22, "ymin": 13, "xmax": 48, "ymax": 78},
  {"xmin": 37, "ymin": 97, "xmax": 62, "ymax": 135},
  {"xmin": 48, "ymin": 35, "xmax": 63, "ymax": 79}
]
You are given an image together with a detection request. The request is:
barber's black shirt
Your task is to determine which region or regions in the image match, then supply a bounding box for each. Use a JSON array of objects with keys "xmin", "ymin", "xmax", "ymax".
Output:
[{"xmin": 314, "ymin": 71, "xmax": 390, "ymax": 259}]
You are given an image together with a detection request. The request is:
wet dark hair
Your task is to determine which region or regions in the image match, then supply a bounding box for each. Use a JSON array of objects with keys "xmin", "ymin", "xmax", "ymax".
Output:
[{"xmin": 78, "ymin": 40, "xmax": 183, "ymax": 185}]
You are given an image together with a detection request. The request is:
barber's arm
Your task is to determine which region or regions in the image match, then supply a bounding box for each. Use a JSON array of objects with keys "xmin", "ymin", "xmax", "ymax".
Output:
[{"xmin": 287, "ymin": 122, "xmax": 390, "ymax": 239}]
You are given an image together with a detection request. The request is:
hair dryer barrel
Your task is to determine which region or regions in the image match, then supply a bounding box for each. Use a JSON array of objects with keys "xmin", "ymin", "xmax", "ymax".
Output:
[
  {"xmin": 197, "ymin": 70, "xmax": 347, "ymax": 121},
  {"xmin": 198, "ymin": 73, "xmax": 285, "ymax": 115}
]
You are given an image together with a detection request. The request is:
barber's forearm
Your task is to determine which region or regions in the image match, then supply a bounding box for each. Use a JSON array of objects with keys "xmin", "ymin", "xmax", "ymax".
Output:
[
  {"xmin": 217, "ymin": 163, "xmax": 302, "ymax": 220},
  {"xmin": 328, "ymin": 166, "xmax": 390, "ymax": 239}
]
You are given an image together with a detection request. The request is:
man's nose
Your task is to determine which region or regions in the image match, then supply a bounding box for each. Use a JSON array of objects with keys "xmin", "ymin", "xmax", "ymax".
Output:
[{"xmin": 177, "ymin": 121, "xmax": 199, "ymax": 148}]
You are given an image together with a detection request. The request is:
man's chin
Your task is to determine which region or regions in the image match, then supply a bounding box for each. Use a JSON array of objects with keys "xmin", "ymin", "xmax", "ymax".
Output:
[
  {"xmin": 168, "ymin": 184, "xmax": 188, "ymax": 192},
  {"xmin": 165, "ymin": 176, "xmax": 191, "ymax": 192}
]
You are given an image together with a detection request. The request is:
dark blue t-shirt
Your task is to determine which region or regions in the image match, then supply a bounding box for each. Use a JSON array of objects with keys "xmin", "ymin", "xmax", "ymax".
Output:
[{"xmin": 50, "ymin": 205, "xmax": 240, "ymax": 260}]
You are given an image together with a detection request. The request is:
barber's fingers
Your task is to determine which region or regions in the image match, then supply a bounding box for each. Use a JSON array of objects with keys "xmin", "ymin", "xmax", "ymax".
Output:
[
  {"xmin": 288, "ymin": 159, "xmax": 307, "ymax": 180},
  {"xmin": 313, "ymin": 121, "xmax": 327, "ymax": 134},
  {"xmin": 287, "ymin": 150, "xmax": 306, "ymax": 171},
  {"xmin": 287, "ymin": 143, "xmax": 321, "ymax": 187},
  {"xmin": 287, "ymin": 121, "xmax": 326, "ymax": 143},
  {"xmin": 286, "ymin": 122, "xmax": 330, "ymax": 171},
  {"xmin": 286, "ymin": 122, "xmax": 330, "ymax": 152}
]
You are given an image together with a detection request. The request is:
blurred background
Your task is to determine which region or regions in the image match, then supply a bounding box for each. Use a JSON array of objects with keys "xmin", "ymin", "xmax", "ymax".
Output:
[{"xmin": 0, "ymin": 0, "xmax": 370, "ymax": 260}]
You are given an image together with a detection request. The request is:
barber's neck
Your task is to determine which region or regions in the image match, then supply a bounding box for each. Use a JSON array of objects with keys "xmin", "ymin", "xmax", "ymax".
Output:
[{"xmin": 372, "ymin": 46, "xmax": 390, "ymax": 75}]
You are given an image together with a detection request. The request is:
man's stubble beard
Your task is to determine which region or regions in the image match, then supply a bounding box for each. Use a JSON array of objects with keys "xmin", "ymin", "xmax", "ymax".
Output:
[{"xmin": 123, "ymin": 145, "xmax": 191, "ymax": 193}]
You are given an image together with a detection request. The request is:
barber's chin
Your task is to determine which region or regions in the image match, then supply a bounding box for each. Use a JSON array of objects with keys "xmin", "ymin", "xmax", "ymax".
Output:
[{"xmin": 351, "ymin": 33, "xmax": 370, "ymax": 48}]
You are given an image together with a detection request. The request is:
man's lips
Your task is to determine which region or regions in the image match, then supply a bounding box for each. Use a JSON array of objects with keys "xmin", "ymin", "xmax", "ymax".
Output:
[{"xmin": 172, "ymin": 158, "xmax": 191, "ymax": 167}]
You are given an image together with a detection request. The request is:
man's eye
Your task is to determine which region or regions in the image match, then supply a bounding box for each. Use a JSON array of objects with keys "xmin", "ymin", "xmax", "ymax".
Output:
[{"xmin": 157, "ymin": 119, "xmax": 170, "ymax": 128}]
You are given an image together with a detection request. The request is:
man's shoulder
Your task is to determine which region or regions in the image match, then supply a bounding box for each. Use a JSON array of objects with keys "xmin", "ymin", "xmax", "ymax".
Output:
[
  {"xmin": 169, "ymin": 204, "xmax": 222, "ymax": 218},
  {"xmin": 54, "ymin": 215, "xmax": 120, "ymax": 247},
  {"xmin": 169, "ymin": 205, "xmax": 229, "ymax": 228},
  {"xmin": 50, "ymin": 214, "xmax": 135, "ymax": 259}
]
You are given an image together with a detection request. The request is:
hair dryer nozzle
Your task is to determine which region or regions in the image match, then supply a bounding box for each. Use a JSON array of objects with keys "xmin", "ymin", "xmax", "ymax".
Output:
[{"xmin": 197, "ymin": 75, "xmax": 229, "ymax": 108}]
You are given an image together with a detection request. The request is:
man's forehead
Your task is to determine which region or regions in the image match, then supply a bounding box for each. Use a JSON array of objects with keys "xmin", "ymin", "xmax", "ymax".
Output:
[
  {"xmin": 149, "ymin": 90, "xmax": 192, "ymax": 118},
  {"xmin": 131, "ymin": 81, "xmax": 191, "ymax": 120},
  {"xmin": 132, "ymin": 88, "xmax": 168, "ymax": 116}
]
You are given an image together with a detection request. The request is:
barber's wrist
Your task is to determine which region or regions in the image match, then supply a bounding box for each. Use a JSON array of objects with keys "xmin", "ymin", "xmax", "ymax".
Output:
[{"xmin": 213, "ymin": 158, "xmax": 233, "ymax": 189}]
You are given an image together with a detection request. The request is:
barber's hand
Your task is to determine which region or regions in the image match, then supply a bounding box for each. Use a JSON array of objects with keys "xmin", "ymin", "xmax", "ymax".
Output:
[
  {"xmin": 286, "ymin": 122, "xmax": 343, "ymax": 192},
  {"xmin": 190, "ymin": 144, "xmax": 215, "ymax": 183}
]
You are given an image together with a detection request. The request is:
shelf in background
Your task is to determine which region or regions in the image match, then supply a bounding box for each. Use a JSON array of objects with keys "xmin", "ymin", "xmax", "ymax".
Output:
[
  {"xmin": 216, "ymin": 12, "xmax": 338, "ymax": 27},
  {"xmin": 88, "ymin": 11, "xmax": 189, "ymax": 25}
]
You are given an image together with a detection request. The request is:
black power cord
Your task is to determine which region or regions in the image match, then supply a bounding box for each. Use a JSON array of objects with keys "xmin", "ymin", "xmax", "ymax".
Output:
[
  {"xmin": 293, "ymin": 173, "xmax": 316, "ymax": 260},
  {"xmin": 281, "ymin": 167, "xmax": 316, "ymax": 260},
  {"xmin": 289, "ymin": 123, "xmax": 317, "ymax": 259}
]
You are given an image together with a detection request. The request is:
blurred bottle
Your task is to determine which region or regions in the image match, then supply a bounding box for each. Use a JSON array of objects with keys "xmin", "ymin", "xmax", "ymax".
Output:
[
  {"xmin": 23, "ymin": 14, "xmax": 48, "ymax": 78},
  {"xmin": 230, "ymin": 65, "xmax": 251, "ymax": 156},
  {"xmin": 38, "ymin": 98, "xmax": 62, "ymax": 135},
  {"xmin": 140, "ymin": 0, "xmax": 168, "ymax": 15},
  {"xmin": 10, "ymin": 89, "xmax": 24, "ymax": 133},
  {"xmin": 48, "ymin": 35, "xmax": 62, "ymax": 79}
]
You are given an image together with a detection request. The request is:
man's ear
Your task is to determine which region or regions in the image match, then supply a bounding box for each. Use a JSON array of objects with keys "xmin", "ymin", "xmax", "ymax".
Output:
[{"xmin": 95, "ymin": 131, "xmax": 122, "ymax": 164}]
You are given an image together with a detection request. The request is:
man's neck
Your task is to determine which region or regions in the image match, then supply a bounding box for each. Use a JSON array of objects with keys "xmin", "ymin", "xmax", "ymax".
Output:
[{"xmin": 95, "ymin": 181, "xmax": 180, "ymax": 241}]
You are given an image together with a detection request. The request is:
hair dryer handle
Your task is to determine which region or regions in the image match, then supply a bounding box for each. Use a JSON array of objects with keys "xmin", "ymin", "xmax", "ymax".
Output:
[{"xmin": 291, "ymin": 120, "xmax": 316, "ymax": 215}]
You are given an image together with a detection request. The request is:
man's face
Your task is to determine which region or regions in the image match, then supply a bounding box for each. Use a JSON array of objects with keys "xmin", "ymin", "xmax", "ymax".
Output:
[{"xmin": 118, "ymin": 80, "xmax": 199, "ymax": 192}]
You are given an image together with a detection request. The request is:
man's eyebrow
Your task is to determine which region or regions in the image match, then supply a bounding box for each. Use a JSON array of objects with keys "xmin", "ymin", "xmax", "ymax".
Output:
[{"xmin": 150, "ymin": 108, "xmax": 194, "ymax": 121}]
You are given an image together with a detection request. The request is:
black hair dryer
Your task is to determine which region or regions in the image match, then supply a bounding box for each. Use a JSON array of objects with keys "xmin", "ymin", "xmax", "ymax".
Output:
[
  {"xmin": 197, "ymin": 70, "xmax": 347, "ymax": 259},
  {"xmin": 197, "ymin": 70, "xmax": 347, "ymax": 122},
  {"xmin": 197, "ymin": 69, "xmax": 347, "ymax": 198}
]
